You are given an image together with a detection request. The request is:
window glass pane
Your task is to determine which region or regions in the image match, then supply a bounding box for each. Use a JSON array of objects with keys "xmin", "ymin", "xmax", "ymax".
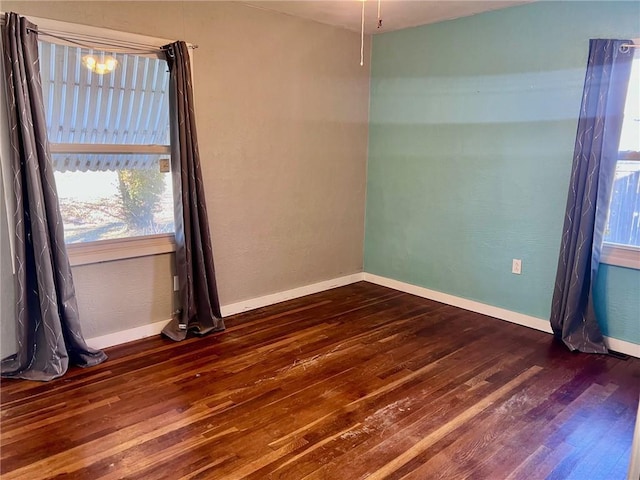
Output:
[
  {"xmin": 606, "ymin": 56, "xmax": 640, "ymax": 248},
  {"xmin": 54, "ymin": 155, "xmax": 174, "ymax": 244},
  {"xmin": 39, "ymin": 38, "xmax": 175, "ymax": 246},
  {"xmin": 618, "ymin": 57, "xmax": 639, "ymax": 152},
  {"xmin": 605, "ymin": 161, "xmax": 640, "ymax": 247},
  {"xmin": 38, "ymin": 41, "xmax": 170, "ymax": 145}
]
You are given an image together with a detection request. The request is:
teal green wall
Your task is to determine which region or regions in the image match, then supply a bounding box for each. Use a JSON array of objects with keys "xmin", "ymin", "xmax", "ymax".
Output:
[
  {"xmin": 364, "ymin": 1, "xmax": 640, "ymax": 344},
  {"xmin": 594, "ymin": 264, "xmax": 640, "ymax": 342}
]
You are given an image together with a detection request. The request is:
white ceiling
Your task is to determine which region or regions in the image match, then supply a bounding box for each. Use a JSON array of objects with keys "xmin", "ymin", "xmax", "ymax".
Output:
[{"xmin": 242, "ymin": 0, "xmax": 535, "ymax": 35}]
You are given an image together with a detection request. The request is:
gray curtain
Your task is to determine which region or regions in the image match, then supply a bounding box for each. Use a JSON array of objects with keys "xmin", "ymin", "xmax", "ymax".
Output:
[
  {"xmin": 550, "ymin": 39, "xmax": 634, "ymax": 353},
  {"xmin": 161, "ymin": 41, "xmax": 225, "ymax": 341},
  {"xmin": 1, "ymin": 13, "xmax": 107, "ymax": 380}
]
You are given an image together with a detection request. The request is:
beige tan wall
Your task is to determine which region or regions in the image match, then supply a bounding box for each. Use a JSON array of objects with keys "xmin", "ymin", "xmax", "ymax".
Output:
[
  {"xmin": 1, "ymin": 1, "xmax": 370, "ymax": 344},
  {"xmin": 71, "ymin": 254, "xmax": 176, "ymax": 338}
]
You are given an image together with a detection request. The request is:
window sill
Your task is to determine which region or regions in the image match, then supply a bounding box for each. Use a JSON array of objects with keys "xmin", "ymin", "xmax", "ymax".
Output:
[
  {"xmin": 67, "ymin": 234, "xmax": 176, "ymax": 266},
  {"xmin": 601, "ymin": 243, "xmax": 640, "ymax": 270}
]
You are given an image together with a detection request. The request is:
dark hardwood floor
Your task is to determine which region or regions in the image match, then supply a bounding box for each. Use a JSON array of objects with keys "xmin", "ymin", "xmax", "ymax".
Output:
[{"xmin": 1, "ymin": 282, "xmax": 638, "ymax": 479}]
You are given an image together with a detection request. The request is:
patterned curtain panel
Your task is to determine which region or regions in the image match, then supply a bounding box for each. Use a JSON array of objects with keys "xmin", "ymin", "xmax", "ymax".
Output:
[
  {"xmin": 1, "ymin": 13, "xmax": 107, "ymax": 380},
  {"xmin": 161, "ymin": 41, "xmax": 225, "ymax": 341},
  {"xmin": 550, "ymin": 39, "xmax": 634, "ymax": 353}
]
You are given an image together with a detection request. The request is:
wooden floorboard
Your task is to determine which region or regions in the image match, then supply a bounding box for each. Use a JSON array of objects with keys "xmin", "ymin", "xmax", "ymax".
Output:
[{"xmin": 1, "ymin": 281, "xmax": 638, "ymax": 479}]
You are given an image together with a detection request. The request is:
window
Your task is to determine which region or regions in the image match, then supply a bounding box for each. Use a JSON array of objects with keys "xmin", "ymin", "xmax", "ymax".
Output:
[
  {"xmin": 36, "ymin": 25, "xmax": 177, "ymax": 265},
  {"xmin": 602, "ymin": 51, "xmax": 640, "ymax": 269}
]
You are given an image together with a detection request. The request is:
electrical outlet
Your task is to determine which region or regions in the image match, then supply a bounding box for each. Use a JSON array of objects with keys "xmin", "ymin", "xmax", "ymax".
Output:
[
  {"xmin": 173, "ymin": 275, "xmax": 179, "ymax": 291},
  {"xmin": 512, "ymin": 259, "xmax": 522, "ymax": 275}
]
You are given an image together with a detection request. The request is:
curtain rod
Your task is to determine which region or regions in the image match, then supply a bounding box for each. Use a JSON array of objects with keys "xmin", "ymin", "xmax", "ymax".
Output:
[
  {"xmin": 0, "ymin": 13, "xmax": 197, "ymax": 52},
  {"xmin": 26, "ymin": 27, "xmax": 198, "ymax": 53},
  {"xmin": 622, "ymin": 37, "xmax": 640, "ymax": 48}
]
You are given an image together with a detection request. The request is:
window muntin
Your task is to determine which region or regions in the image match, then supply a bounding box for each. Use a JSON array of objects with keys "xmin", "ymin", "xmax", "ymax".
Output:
[{"xmin": 38, "ymin": 40, "xmax": 174, "ymax": 245}]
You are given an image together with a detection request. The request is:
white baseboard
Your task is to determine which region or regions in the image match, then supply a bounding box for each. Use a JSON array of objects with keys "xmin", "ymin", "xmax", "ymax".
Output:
[
  {"xmin": 363, "ymin": 273, "xmax": 553, "ymax": 334},
  {"xmin": 363, "ymin": 272, "xmax": 640, "ymax": 359},
  {"xmin": 86, "ymin": 273, "xmax": 365, "ymax": 349},
  {"xmin": 86, "ymin": 318, "xmax": 169, "ymax": 350},
  {"xmin": 220, "ymin": 273, "xmax": 365, "ymax": 317},
  {"xmin": 605, "ymin": 337, "xmax": 640, "ymax": 358},
  {"xmin": 85, "ymin": 271, "xmax": 639, "ymax": 359}
]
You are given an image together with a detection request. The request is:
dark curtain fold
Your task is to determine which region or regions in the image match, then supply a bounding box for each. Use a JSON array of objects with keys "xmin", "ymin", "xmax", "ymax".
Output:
[
  {"xmin": 1, "ymin": 13, "xmax": 107, "ymax": 380},
  {"xmin": 162, "ymin": 41, "xmax": 224, "ymax": 341},
  {"xmin": 550, "ymin": 39, "xmax": 634, "ymax": 353}
]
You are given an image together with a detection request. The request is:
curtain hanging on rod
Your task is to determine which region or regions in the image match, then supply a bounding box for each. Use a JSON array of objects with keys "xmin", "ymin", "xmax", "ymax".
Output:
[
  {"xmin": 161, "ymin": 41, "xmax": 225, "ymax": 341},
  {"xmin": 1, "ymin": 12, "xmax": 108, "ymax": 380}
]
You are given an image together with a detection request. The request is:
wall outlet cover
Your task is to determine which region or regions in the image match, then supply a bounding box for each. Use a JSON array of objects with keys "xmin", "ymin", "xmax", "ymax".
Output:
[{"xmin": 512, "ymin": 259, "xmax": 522, "ymax": 275}]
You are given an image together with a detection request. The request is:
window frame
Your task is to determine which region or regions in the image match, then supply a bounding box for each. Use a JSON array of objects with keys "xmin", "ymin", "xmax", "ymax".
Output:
[
  {"xmin": 601, "ymin": 243, "xmax": 640, "ymax": 270},
  {"xmin": 67, "ymin": 234, "xmax": 176, "ymax": 267},
  {"xmin": 601, "ymin": 48, "xmax": 640, "ymax": 270},
  {"xmin": 8, "ymin": 15, "xmax": 189, "ymax": 266}
]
